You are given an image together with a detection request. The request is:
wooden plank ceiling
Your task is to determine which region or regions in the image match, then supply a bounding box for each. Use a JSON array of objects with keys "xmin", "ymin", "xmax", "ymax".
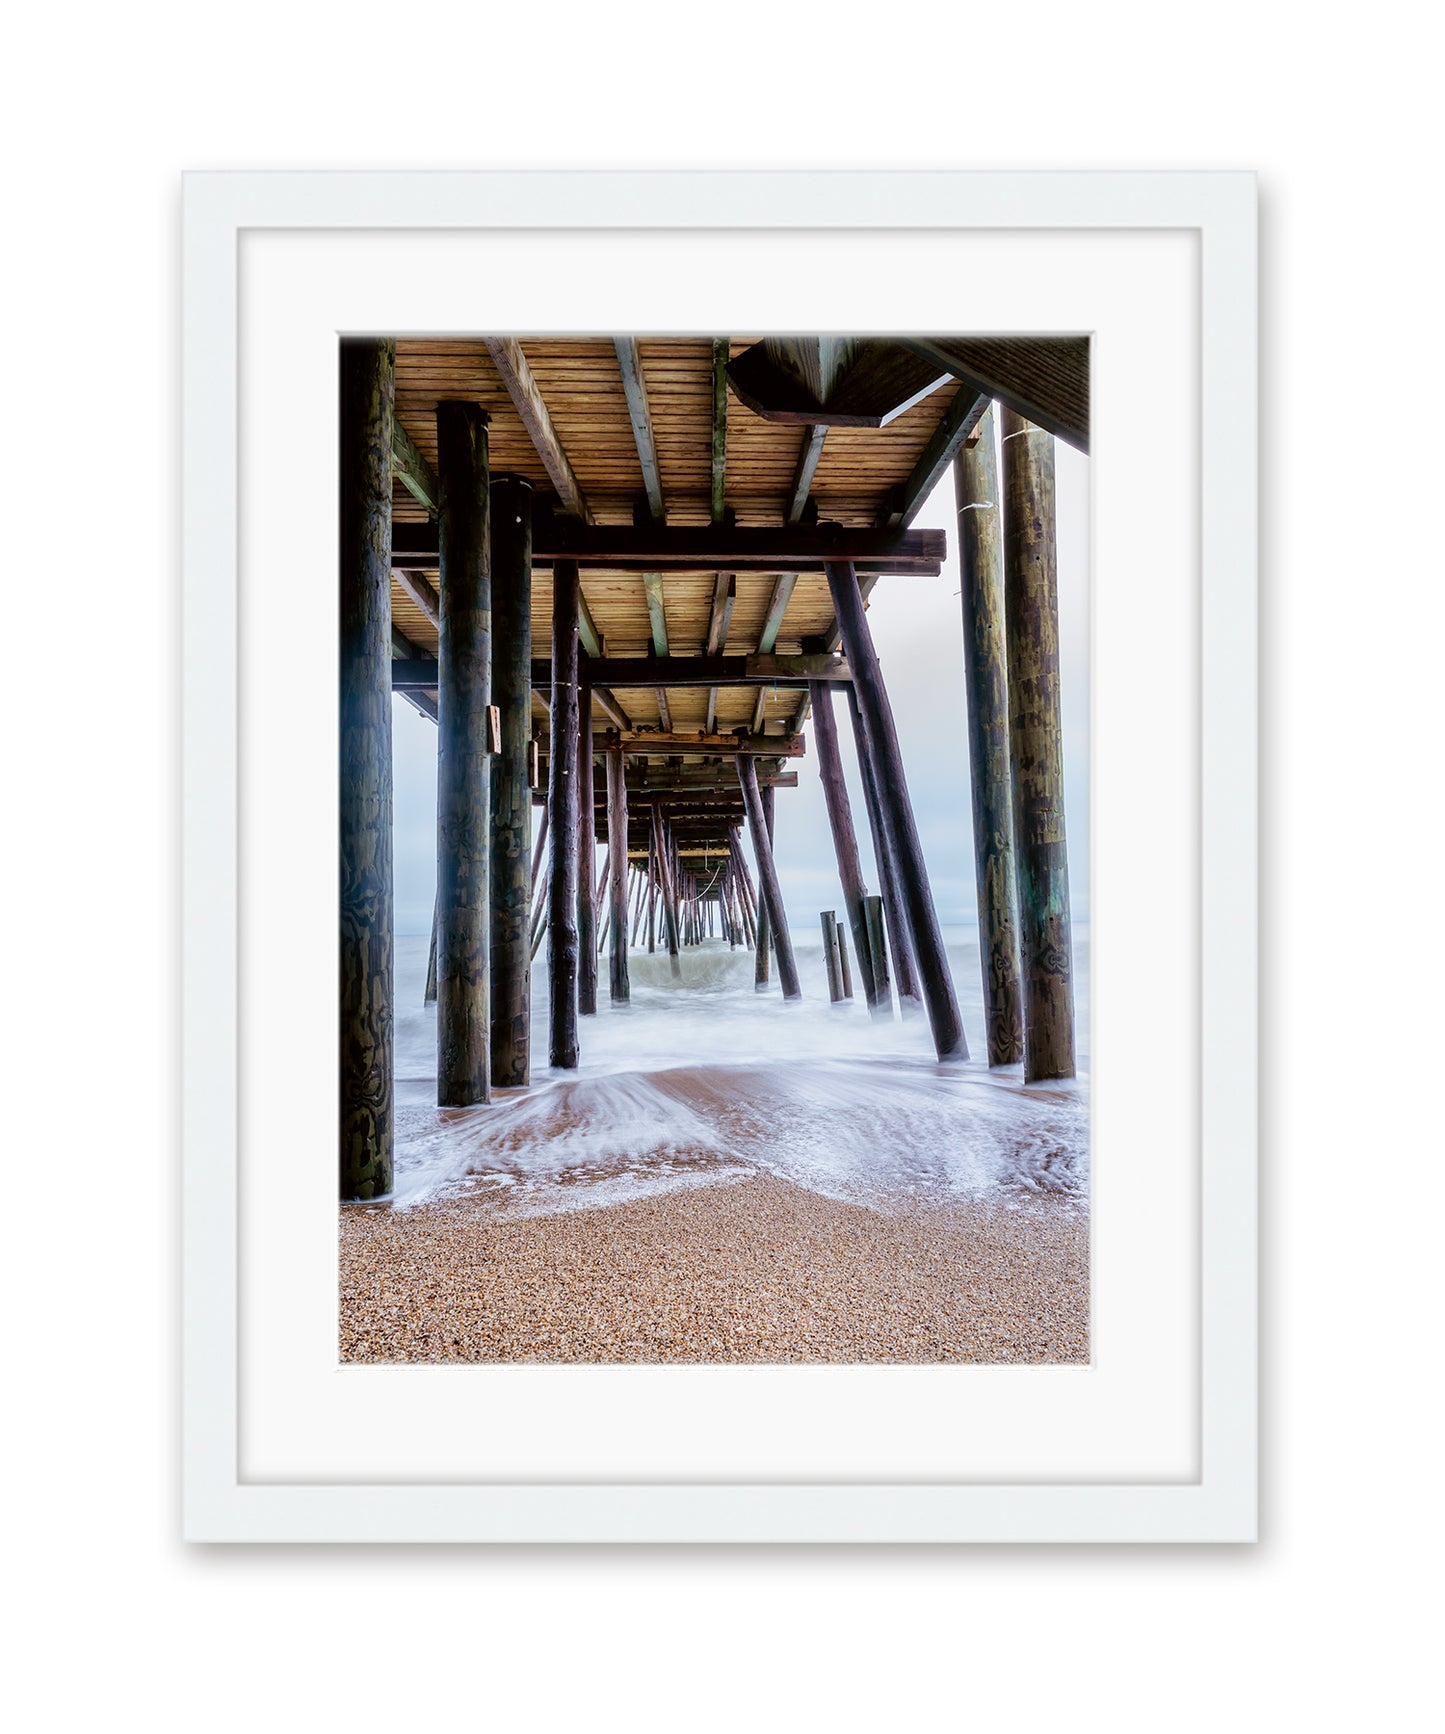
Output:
[{"xmin": 388, "ymin": 335, "xmax": 981, "ymax": 858}]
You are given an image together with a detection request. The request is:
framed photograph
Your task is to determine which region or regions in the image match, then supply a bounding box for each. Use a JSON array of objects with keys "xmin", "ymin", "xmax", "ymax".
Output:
[{"xmin": 183, "ymin": 170, "xmax": 1256, "ymax": 1543}]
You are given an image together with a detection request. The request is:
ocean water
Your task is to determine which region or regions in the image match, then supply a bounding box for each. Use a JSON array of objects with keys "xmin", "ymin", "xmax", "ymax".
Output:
[{"xmin": 390, "ymin": 925, "xmax": 1089, "ymax": 1217}]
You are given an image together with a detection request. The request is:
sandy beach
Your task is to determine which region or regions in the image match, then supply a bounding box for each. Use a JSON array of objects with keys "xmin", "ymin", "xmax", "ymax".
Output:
[{"xmin": 340, "ymin": 1174, "xmax": 1088, "ymax": 1364}]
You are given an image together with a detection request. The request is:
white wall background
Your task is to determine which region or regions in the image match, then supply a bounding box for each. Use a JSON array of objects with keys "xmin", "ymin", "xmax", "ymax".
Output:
[{"xmin": 3, "ymin": 6, "xmax": 1438, "ymax": 1729}]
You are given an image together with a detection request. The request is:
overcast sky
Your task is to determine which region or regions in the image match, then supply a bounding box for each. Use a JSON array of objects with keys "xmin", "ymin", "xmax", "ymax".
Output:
[{"xmin": 390, "ymin": 431, "xmax": 1089, "ymax": 939}]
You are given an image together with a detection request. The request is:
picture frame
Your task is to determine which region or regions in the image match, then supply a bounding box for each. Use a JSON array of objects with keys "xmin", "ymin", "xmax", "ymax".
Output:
[{"xmin": 183, "ymin": 169, "xmax": 1256, "ymax": 1543}]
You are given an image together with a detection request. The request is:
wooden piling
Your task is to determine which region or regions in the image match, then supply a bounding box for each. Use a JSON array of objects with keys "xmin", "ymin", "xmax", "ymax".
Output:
[
  {"xmin": 530, "ymin": 804, "xmax": 549, "ymax": 896},
  {"xmin": 837, "ymin": 928, "xmax": 854, "ymax": 999},
  {"xmin": 1001, "ymin": 410, "xmax": 1075, "ymax": 1081},
  {"xmin": 577, "ymin": 681, "xmax": 598, "ymax": 1015},
  {"xmin": 864, "ymin": 893, "xmax": 891, "ymax": 1007},
  {"xmin": 827, "ymin": 560, "xmax": 966, "ymax": 1059},
  {"xmin": 435, "ymin": 400, "xmax": 492, "ymax": 1106},
  {"xmin": 808, "ymin": 681, "xmax": 882, "ymax": 1014},
  {"xmin": 489, "ymin": 473, "xmax": 533, "ymax": 1087},
  {"xmin": 606, "ymin": 747, "xmax": 630, "ymax": 1003},
  {"xmin": 956, "ymin": 411, "xmax": 1025, "ymax": 1067},
  {"xmin": 754, "ymin": 785, "xmax": 774, "ymax": 988},
  {"xmin": 339, "ymin": 337, "xmax": 395, "ymax": 1199},
  {"xmin": 821, "ymin": 911, "xmax": 844, "ymax": 1002},
  {"xmin": 738, "ymin": 755, "xmax": 801, "ymax": 999},
  {"xmin": 424, "ymin": 894, "xmax": 438, "ymax": 1005},
  {"xmin": 653, "ymin": 807, "xmax": 682, "ymax": 978},
  {"xmin": 846, "ymin": 684, "xmax": 915, "ymax": 1015},
  {"xmin": 646, "ymin": 824, "xmax": 657, "ymax": 952},
  {"xmin": 547, "ymin": 558, "xmax": 581, "ymax": 1068}
]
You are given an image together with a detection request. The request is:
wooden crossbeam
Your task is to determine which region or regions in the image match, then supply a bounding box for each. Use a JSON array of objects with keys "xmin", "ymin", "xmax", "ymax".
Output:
[
  {"xmin": 751, "ymin": 688, "xmax": 768, "ymax": 733},
  {"xmin": 711, "ymin": 338, "xmax": 729, "ymax": 524},
  {"xmin": 614, "ymin": 338, "xmax": 665, "ymax": 521},
  {"xmin": 608, "ymin": 729, "xmax": 805, "ymax": 757},
  {"xmin": 578, "ymin": 588, "xmax": 605, "ymax": 659},
  {"xmin": 755, "ymin": 574, "xmax": 797, "ymax": 654},
  {"xmin": 390, "ymin": 418, "xmax": 439, "ymax": 514},
  {"xmin": 591, "ymin": 685, "xmax": 632, "ymax": 731},
  {"xmin": 817, "ymin": 576, "xmax": 877, "ymax": 655},
  {"xmin": 390, "ymin": 520, "xmax": 946, "ymax": 575},
  {"xmin": 786, "ymin": 426, "xmax": 826, "ymax": 523},
  {"xmin": 878, "ymin": 388, "xmax": 992, "ymax": 528},
  {"xmin": 705, "ymin": 574, "xmax": 736, "ymax": 656},
  {"xmin": 395, "ymin": 568, "xmax": 441, "ymax": 628},
  {"xmin": 897, "ymin": 337, "xmax": 1090, "ymax": 453},
  {"xmin": 642, "ymin": 572, "xmax": 669, "ymax": 656},
  {"xmin": 727, "ymin": 338, "xmax": 949, "ymax": 428},
  {"xmin": 394, "ymin": 654, "xmax": 849, "ymax": 692},
  {"xmin": 655, "ymin": 688, "xmax": 672, "ymax": 731},
  {"xmin": 483, "ymin": 336, "xmax": 593, "ymax": 518},
  {"xmin": 391, "ymin": 624, "xmax": 439, "ymax": 724},
  {"xmin": 618, "ymin": 768, "xmax": 798, "ymax": 792}
]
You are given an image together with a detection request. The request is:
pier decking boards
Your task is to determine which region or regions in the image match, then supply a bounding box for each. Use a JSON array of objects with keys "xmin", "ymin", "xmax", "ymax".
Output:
[{"xmin": 340, "ymin": 334, "xmax": 1084, "ymax": 1196}]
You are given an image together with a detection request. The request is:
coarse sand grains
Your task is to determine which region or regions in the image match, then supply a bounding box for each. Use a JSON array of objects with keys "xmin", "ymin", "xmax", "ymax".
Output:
[{"xmin": 340, "ymin": 1174, "xmax": 1088, "ymax": 1364}]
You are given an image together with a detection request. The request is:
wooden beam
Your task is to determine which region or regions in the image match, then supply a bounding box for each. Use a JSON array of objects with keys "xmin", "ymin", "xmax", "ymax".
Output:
[
  {"xmin": 591, "ymin": 684, "xmax": 632, "ymax": 731},
  {"xmin": 726, "ymin": 338, "xmax": 948, "ymax": 427},
  {"xmin": 483, "ymin": 335, "xmax": 593, "ymax": 519},
  {"xmin": 392, "ymin": 519, "xmax": 946, "ymax": 575},
  {"xmin": 786, "ymin": 426, "xmax": 826, "ymax": 524},
  {"xmin": 897, "ymin": 337, "xmax": 1090, "ymax": 453},
  {"xmin": 705, "ymin": 688, "xmax": 717, "ymax": 732},
  {"xmin": 577, "ymin": 587, "xmax": 604, "ymax": 659},
  {"xmin": 750, "ymin": 688, "xmax": 768, "ymax": 733},
  {"xmin": 711, "ymin": 338, "xmax": 729, "ymax": 523},
  {"xmin": 756, "ymin": 574, "xmax": 797, "ymax": 655},
  {"xmin": 705, "ymin": 573, "xmax": 736, "ymax": 656},
  {"xmin": 396, "ymin": 652, "xmax": 850, "ymax": 692},
  {"xmin": 609, "ymin": 728, "xmax": 804, "ymax": 757},
  {"xmin": 614, "ymin": 338, "xmax": 664, "ymax": 522},
  {"xmin": 655, "ymin": 688, "xmax": 672, "ymax": 731},
  {"xmin": 642, "ymin": 572, "xmax": 669, "ymax": 656},
  {"xmin": 395, "ymin": 568, "xmax": 441, "ymax": 629},
  {"xmin": 879, "ymin": 388, "xmax": 992, "ymax": 528},
  {"xmin": 390, "ymin": 416, "xmax": 439, "ymax": 515},
  {"xmin": 625, "ymin": 768, "xmax": 799, "ymax": 792}
]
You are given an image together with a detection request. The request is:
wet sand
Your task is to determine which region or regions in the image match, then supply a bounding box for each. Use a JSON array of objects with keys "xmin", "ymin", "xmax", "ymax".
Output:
[{"xmin": 339, "ymin": 1174, "xmax": 1088, "ymax": 1364}]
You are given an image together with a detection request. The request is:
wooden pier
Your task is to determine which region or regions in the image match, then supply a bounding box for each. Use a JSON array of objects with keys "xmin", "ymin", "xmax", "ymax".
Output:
[{"xmin": 339, "ymin": 335, "xmax": 1084, "ymax": 1195}]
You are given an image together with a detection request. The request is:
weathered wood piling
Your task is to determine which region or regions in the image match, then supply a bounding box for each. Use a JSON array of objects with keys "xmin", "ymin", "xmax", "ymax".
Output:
[
  {"xmin": 435, "ymin": 400, "xmax": 492, "ymax": 1106},
  {"xmin": 1001, "ymin": 410, "xmax": 1075, "ymax": 1081},
  {"xmin": 548, "ymin": 558, "xmax": 581, "ymax": 1067},
  {"xmin": 827, "ymin": 560, "xmax": 967, "ymax": 1060},
  {"xmin": 956, "ymin": 411, "xmax": 1025, "ymax": 1068},
  {"xmin": 845, "ymin": 684, "xmax": 915, "ymax": 1016},
  {"xmin": 738, "ymin": 755, "xmax": 800, "ymax": 1000},
  {"xmin": 339, "ymin": 337, "xmax": 395, "ymax": 1200},
  {"xmin": 607, "ymin": 744, "xmax": 630, "ymax": 1003},
  {"xmin": 489, "ymin": 473, "xmax": 533, "ymax": 1087},
  {"xmin": 577, "ymin": 681, "xmax": 597, "ymax": 1016},
  {"xmin": 808, "ymin": 680, "xmax": 881, "ymax": 1013}
]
